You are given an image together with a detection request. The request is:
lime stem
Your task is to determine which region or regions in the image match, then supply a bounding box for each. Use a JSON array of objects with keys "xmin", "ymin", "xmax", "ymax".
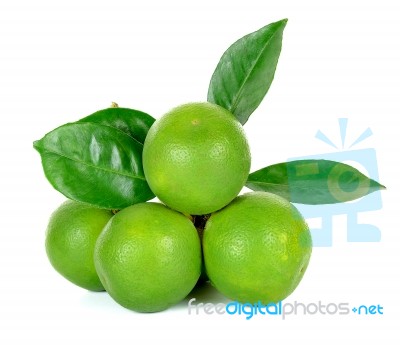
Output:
[{"xmin": 192, "ymin": 214, "xmax": 210, "ymax": 240}]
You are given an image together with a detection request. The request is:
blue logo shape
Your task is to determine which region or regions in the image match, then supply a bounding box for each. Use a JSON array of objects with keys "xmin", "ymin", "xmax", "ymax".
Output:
[{"xmin": 288, "ymin": 119, "xmax": 383, "ymax": 247}]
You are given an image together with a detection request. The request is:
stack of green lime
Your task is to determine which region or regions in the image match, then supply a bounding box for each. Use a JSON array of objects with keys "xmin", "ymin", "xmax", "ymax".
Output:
[
  {"xmin": 45, "ymin": 102, "xmax": 312, "ymax": 313},
  {"xmin": 37, "ymin": 18, "xmax": 384, "ymax": 314}
]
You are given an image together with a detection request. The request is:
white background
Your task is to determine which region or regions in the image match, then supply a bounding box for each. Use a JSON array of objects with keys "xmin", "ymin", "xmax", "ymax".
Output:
[{"xmin": 1, "ymin": 0, "xmax": 399, "ymax": 343}]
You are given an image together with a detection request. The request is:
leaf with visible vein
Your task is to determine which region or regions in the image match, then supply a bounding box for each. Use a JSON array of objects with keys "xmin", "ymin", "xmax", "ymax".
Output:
[
  {"xmin": 246, "ymin": 160, "xmax": 385, "ymax": 204},
  {"xmin": 33, "ymin": 122, "xmax": 154, "ymax": 209},
  {"xmin": 208, "ymin": 19, "xmax": 287, "ymax": 125}
]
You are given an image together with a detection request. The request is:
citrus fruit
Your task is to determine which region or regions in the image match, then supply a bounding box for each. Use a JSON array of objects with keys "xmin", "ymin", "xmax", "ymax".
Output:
[
  {"xmin": 143, "ymin": 102, "xmax": 251, "ymax": 215},
  {"xmin": 203, "ymin": 192, "xmax": 312, "ymax": 304},
  {"xmin": 45, "ymin": 200, "xmax": 113, "ymax": 291},
  {"xmin": 94, "ymin": 202, "xmax": 201, "ymax": 312}
]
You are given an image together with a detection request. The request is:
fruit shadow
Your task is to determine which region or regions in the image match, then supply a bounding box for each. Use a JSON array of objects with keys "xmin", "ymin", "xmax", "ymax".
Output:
[
  {"xmin": 173, "ymin": 281, "xmax": 230, "ymax": 311},
  {"xmin": 79, "ymin": 282, "xmax": 230, "ymax": 313},
  {"xmin": 79, "ymin": 290, "xmax": 122, "ymax": 312}
]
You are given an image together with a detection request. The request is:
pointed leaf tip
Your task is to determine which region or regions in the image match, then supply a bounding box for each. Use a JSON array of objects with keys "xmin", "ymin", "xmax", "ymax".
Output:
[
  {"xmin": 246, "ymin": 159, "xmax": 385, "ymax": 204},
  {"xmin": 33, "ymin": 140, "xmax": 40, "ymax": 151},
  {"xmin": 207, "ymin": 18, "xmax": 287, "ymax": 125}
]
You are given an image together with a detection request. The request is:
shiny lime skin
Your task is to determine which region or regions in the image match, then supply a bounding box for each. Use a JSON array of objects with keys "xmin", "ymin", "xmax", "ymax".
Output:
[
  {"xmin": 143, "ymin": 102, "xmax": 251, "ymax": 215},
  {"xmin": 203, "ymin": 192, "xmax": 312, "ymax": 304},
  {"xmin": 94, "ymin": 202, "xmax": 201, "ymax": 312},
  {"xmin": 45, "ymin": 200, "xmax": 113, "ymax": 291}
]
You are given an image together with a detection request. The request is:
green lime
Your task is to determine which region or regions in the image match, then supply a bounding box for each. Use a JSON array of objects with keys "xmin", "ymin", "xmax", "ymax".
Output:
[
  {"xmin": 94, "ymin": 202, "xmax": 201, "ymax": 312},
  {"xmin": 143, "ymin": 102, "xmax": 251, "ymax": 215},
  {"xmin": 203, "ymin": 192, "xmax": 312, "ymax": 304},
  {"xmin": 45, "ymin": 200, "xmax": 113, "ymax": 291}
]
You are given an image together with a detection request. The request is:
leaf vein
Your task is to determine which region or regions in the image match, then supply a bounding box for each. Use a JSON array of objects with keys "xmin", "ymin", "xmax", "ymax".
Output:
[
  {"xmin": 229, "ymin": 25, "xmax": 282, "ymax": 115},
  {"xmin": 38, "ymin": 146, "xmax": 146, "ymax": 181}
]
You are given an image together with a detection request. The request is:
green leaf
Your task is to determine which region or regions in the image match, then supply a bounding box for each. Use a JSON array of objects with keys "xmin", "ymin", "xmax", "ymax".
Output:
[
  {"xmin": 78, "ymin": 107, "xmax": 155, "ymax": 144},
  {"xmin": 207, "ymin": 18, "xmax": 287, "ymax": 125},
  {"xmin": 246, "ymin": 160, "xmax": 385, "ymax": 204},
  {"xmin": 33, "ymin": 122, "xmax": 154, "ymax": 209}
]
